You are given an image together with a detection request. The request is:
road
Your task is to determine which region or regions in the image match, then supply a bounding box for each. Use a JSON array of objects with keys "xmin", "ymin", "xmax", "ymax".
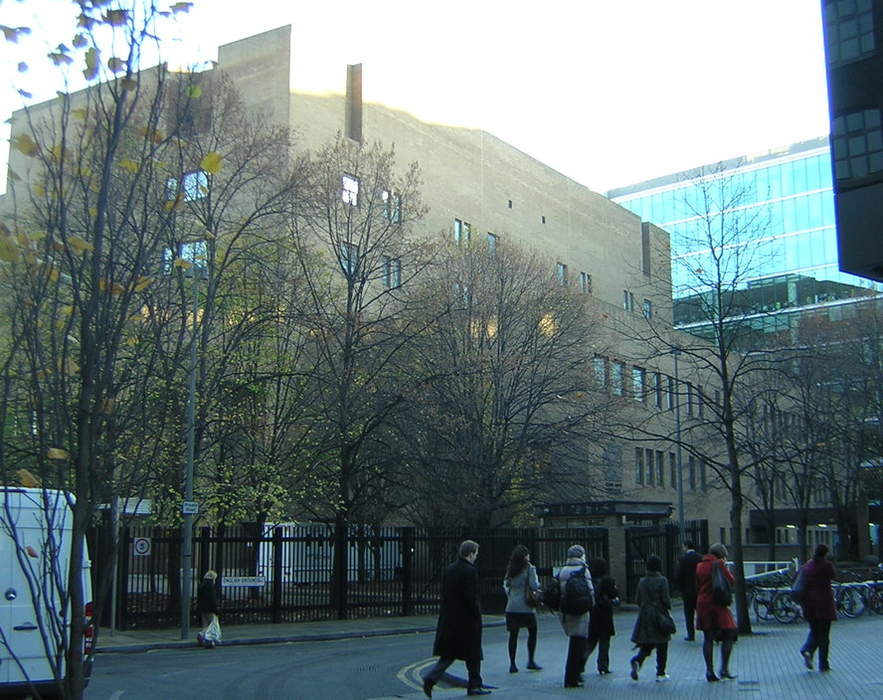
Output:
[{"xmin": 87, "ymin": 611, "xmax": 883, "ymax": 699}]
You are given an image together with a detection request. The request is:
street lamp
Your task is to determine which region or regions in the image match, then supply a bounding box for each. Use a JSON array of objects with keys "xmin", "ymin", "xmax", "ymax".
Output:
[{"xmin": 673, "ymin": 348, "xmax": 686, "ymax": 543}]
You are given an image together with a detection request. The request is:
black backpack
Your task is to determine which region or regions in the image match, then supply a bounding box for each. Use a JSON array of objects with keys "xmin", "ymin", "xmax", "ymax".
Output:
[
  {"xmin": 560, "ymin": 565, "xmax": 594, "ymax": 615},
  {"xmin": 543, "ymin": 576, "xmax": 562, "ymax": 611}
]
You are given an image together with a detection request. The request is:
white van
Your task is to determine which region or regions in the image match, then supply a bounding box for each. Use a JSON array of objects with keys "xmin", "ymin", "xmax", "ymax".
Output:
[{"xmin": 0, "ymin": 487, "xmax": 94, "ymax": 699}]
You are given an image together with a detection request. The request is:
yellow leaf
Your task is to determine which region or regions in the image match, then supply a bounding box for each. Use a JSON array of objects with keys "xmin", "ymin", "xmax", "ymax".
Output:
[
  {"xmin": 104, "ymin": 10, "xmax": 128, "ymax": 26},
  {"xmin": 83, "ymin": 46, "xmax": 99, "ymax": 81},
  {"xmin": 33, "ymin": 182, "xmax": 45, "ymax": 196},
  {"xmin": 0, "ymin": 236, "xmax": 21, "ymax": 262},
  {"xmin": 47, "ymin": 266, "xmax": 60, "ymax": 282},
  {"xmin": 72, "ymin": 34, "xmax": 88, "ymax": 48},
  {"xmin": 164, "ymin": 195, "xmax": 183, "ymax": 212},
  {"xmin": 89, "ymin": 207, "xmax": 98, "ymax": 217},
  {"xmin": 107, "ymin": 56, "xmax": 125, "ymax": 73},
  {"xmin": 102, "ymin": 398, "xmax": 115, "ymax": 414},
  {"xmin": 133, "ymin": 275, "xmax": 153, "ymax": 292},
  {"xmin": 60, "ymin": 304, "xmax": 74, "ymax": 316},
  {"xmin": 187, "ymin": 84, "xmax": 202, "ymax": 99},
  {"xmin": 13, "ymin": 133, "xmax": 38, "ymax": 156},
  {"xmin": 173, "ymin": 257, "xmax": 193, "ymax": 270},
  {"xmin": 50, "ymin": 144, "xmax": 65, "ymax": 162},
  {"xmin": 68, "ymin": 235, "xmax": 94, "ymax": 254},
  {"xmin": 118, "ymin": 158, "xmax": 139, "ymax": 173},
  {"xmin": 16, "ymin": 468, "xmax": 41, "ymax": 487},
  {"xmin": 64, "ymin": 357, "xmax": 79, "ymax": 375},
  {"xmin": 47, "ymin": 448, "xmax": 69, "ymax": 460},
  {"xmin": 72, "ymin": 108, "xmax": 88, "ymax": 120},
  {"xmin": 200, "ymin": 152, "xmax": 222, "ymax": 174},
  {"xmin": 49, "ymin": 52, "xmax": 74, "ymax": 67}
]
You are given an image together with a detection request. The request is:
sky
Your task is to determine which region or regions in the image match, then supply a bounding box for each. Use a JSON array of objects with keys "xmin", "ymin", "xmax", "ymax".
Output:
[{"xmin": 1, "ymin": 0, "xmax": 831, "ymax": 195}]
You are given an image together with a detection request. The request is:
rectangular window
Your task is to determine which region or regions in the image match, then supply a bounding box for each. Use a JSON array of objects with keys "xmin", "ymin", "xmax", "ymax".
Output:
[
  {"xmin": 669, "ymin": 452, "xmax": 677, "ymax": 490},
  {"xmin": 666, "ymin": 376, "xmax": 675, "ymax": 410},
  {"xmin": 697, "ymin": 389, "xmax": 705, "ymax": 419},
  {"xmin": 454, "ymin": 218, "xmax": 471, "ymax": 243},
  {"xmin": 487, "ymin": 232, "xmax": 498, "ymax": 254},
  {"xmin": 700, "ymin": 460, "xmax": 707, "ymax": 490},
  {"xmin": 623, "ymin": 290, "xmax": 635, "ymax": 312},
  {"xmin": 654, "ymin": 372, "xmax": 663, "ymax": 409},
  {"xmin": 382, "ymin": 190, "xmax": 402, "ymax": 222},
  {"xmin": 611, "ymin": 361, "xmax": 625, "ymax": 396},
  {"xmin": 579, "ymin": 271, "xmax": 592, "ymax": 293},
  {"xmin": 163, "ymin": 239, "xmax": 207, "ymax": 273},
  {"xmin": 631, "ymin": 366, "xmax": 646, "ymax": 402},
  {"xmin": 382, "ymin": 256, "xmax": 402, "ymax": 288},
  {"xmin": 167, "ymin": 171, "xmax": 209, "ymax": 202},
  {"xmin": 593, "ymin": 356, "xmax": 608, "ymax": 387},
  {"xmin": 689, "ymin": 456, "xmax": 696, "ymax": 491},
  {"xmin": 656, "ymin": 450, "xmax": 665, "ymax": 487},
  {"xmin": 340, "ymin": 241, "xmax": 359, "ymax": 275},
  {"xmin": 635, "ymin": 447, "xmax": 644, "ymax": 486},
  {"xmin": 556, "ymin": 262, "xmax": 568, "ymax": 287},
  {"xmin": 645, "ymin": 448, "xmax": 655, "ymax": 486},
  {"xmin": 642, "ymin": 298, "xmax": 653, "ymax": 319},
  {"xmin": 342, "ymin": 174, "xmax": 359, "ymax": 206},
  {"xmin": 686, "ymin": 383, "xmax": 694, "ymax": 416}
]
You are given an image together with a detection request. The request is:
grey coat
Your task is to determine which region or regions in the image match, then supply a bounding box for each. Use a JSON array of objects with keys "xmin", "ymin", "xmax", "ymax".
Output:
[
  {"xmin": 503, "ymin": 564, "xmax": 540, "ymax": 614},
  {"xmin": 630, "ymin": 571, "xmax": 673, "ymax": 645},
  {"xmin": 558, "ymin": 558, "xmax": 594, "ymax": 638}
]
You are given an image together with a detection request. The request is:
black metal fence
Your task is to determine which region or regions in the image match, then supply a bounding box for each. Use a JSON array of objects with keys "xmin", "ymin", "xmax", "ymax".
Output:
[
  {"xmin": 100, "ymin": 524, "xmax": 610, "ymax": 629},
  {"xmin": 624, "ymin": 520, "xmax": 709, "ymax": 602}
]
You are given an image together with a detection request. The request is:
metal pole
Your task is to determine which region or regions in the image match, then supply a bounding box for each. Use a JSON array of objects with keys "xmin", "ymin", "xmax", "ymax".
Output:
[
  {"xmin": 109, "ymin": 495, "xmax": 119, "ymax": 637},
  {"xmin": 181, "ymin": 272, "xmax": 198, "ymax": 640},
  {"xmin": 674, "ymin": 349, "xmax": 686, "ymax": 543}
]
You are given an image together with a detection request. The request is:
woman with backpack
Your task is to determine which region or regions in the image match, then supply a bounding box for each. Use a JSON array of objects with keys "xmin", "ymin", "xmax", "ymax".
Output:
[
  {"xmin": 557, "ymin": 544, "xmax": 595, "ymax": 688},
  {"xmin": 629, "ymin": 555, "xmax": 673, "ymax": 682},
  {"xmin": 502, "ymin": 544, "xmax": 543, "ymax": 673},
  {"xmin": 586, "ymin": 558, "xmax": 620, "ymax": 675}
]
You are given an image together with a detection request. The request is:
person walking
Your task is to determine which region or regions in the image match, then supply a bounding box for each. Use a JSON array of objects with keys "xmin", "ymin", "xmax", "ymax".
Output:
[
  {"xmin": 196, "ymin": 570, "xmax": 221, "ymax": 649},
  {"xmin": 502, "ymin": 544, "xmax": 542, "ymax": 673},
  {"xmin": 423, "ymin": 540, "xmax": 491, "ymax": 697},
  {"xmin": 676, "ymin": 541, "xmax": 703, "ymax": 641},
  {"xmin": 629, "ymin": 555, "xmax": 673, "ymax": 682},
  {"xmin": 695, "ymin": 543, "xmax": 737, "ymax": 682},
  {"xmin": 585, "ymin": 558, "xmax": 619, "ymax": 675},
  {"xmin": 798, "ymin": 543, "xmax": 836, "ymax": 672},
  {"xmin": 557, "ymin": 544, "xmax": 594, "ymax": 688}
]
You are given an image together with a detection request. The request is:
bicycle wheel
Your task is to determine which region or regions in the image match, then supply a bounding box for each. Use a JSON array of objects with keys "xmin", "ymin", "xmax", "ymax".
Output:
[
  {"xmin": 752, "ymin": 590, "xmax": 773, "ymax": 621},
  {"xmin": 837, "ymin": 585, "xmax": 866, "ymax": 618},
  {"xmin": 772, "ymin": 592, "xmax": 800, "ymax": 623},
  {"xmin": 869, "ymin": 587, "xmax": 883, "ymax": 615}
]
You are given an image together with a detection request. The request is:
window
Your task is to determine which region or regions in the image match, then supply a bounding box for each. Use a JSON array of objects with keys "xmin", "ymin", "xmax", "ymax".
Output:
[
  {"xmin": 556, "ymin": 262, "xmax": 568, "ymax": 287},
  {"xmin": 579, "ymin": 271, "xmax": 592, "ymax": 294},
  {"xmin": 340, "ymin": 242, "xmax": 359, "ymax": 275},
  {"xmin": 642, "ymin": 298, "xmax": 653, "ymax": 319},
  {"xmin": 166, "ymin": 170, "xmax": 209, "ymax": 202},
  {"xmin": 823, "ymin": 0, "xmax": 875, "ymax": 66},
  {"xmin": 669, "ymin": 452, "xmax": 677, "ymax": 490},
  {"xmin": 666, "ymin": 376, "xmax": 675, "ymax": 410},
  {"xmin": 163, "ymin": 239, "xmax": 207, "ymax": 273},
  {"xmin": 697, "ymin": 389, "xmax": 705, "ymax": 419},
  {"xmin": 653, "ymin": 372, "xmax": 663, "ymax": 409},
  {"xmin": 382, "ymin": 256, "xmax": 401, "ymax": 288},
  {"xmin": 342, "ymin": 174, "xmax": 359, "ymax": 206},
  {"xmin": 686, "ymin": 383, "xmax": 694, "ymax": 416},
  {"xmin": 635, "ymin": 447, "xmax": 644, "ymax": 486},
  {"xmin": 487, "ymin": 232, "xmax": 498, "ymax": 254},
  {"xmin": 454, "ymin": 218, "xmax": 471, "ymax": 243},
  {"xmin": 700, "ymin": 460, "xmax": 707, "ymax": 490},
  {"xmin": 631, "ymin": 366, "xmax": 646, "ymax": 402},
  {"xmin": 689, "ymin": 456, "xmax": 696, "ymax": 491},
  {"xmin": 623, "ymin": 290, "xmax": 635, "ymax": 312},
  {"xmin": 611, "ymin": 361, "xmax": 625, "ymax": 396},
  {"xmin": 832, "ymin": 108, "xmax": 883, "ymax": 181},
  {"xmin": 593, "ymin": 356, "xmax": 608, "ymax": 387},
  {"xmin": 382, "ymin": 190, "xmax": 402, "ymax": 222},
  {"xmin": 645, "ymin": 449, "xmax": 654, "ymax": 486},
  {"xmin": 656, "ymin": 450, "xmax": 665, "ymax": 487}
]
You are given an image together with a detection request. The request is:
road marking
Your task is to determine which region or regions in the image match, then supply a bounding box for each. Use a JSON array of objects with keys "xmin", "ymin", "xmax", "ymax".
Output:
[{"xmin": 396, "ymin": 657, "xmax": 435, "ymax": 690}]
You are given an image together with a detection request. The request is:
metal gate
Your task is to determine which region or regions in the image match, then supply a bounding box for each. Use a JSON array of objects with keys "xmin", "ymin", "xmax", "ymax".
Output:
[{"xmin": 624, "ymin": 520, "xmax": 708, "ymax": 603}]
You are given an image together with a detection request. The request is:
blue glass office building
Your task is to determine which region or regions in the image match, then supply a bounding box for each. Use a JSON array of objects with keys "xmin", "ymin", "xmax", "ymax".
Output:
[{"xmin": 608, "ymin": 137, "xmax": 883, "ymax": 347}]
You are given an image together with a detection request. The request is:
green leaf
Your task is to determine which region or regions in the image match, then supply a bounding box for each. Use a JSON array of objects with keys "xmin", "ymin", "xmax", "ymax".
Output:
[{"xmin": 83, "ymin": 46, "xmax": 100, "ymax": 80}]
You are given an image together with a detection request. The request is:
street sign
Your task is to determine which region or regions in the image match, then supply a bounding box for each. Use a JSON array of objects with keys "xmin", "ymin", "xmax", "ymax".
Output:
[
  {"xmin": 181, "ymin": 501, "xmax": 199, "ymax": 515},
  {"xmin": 133, "ymin": 537, "xmax": 151, "ymax": 556},
  {"xmin": 221, "ymin": 576, "xmax": 266, "ymax": 587}
]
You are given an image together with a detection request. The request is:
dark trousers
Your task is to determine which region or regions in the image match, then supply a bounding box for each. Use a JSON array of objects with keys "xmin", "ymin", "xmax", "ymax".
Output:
[
  {"xmin": 801, "ymin": 619, "xmax": 832, "ymax": 669},
  {"xmin": 424, "ymin": 657, "xmax": 483, "ymax": 690},
  {"xmin": 632, "ymin": 642, "xmax": 669, "ymax": 675},
  {"xmin": 564, "ymin": 636, "xmax": 588, "ymax": 685},
  {"xmin": 585, "ymin": 633, "xmax": 611, "ymax": 672},
  {"xmin": 682, "ymin": 594, "xmax": 697, "ymax": 639}
]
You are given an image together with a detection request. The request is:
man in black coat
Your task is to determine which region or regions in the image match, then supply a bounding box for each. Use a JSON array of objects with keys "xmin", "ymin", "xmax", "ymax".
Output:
[
  {"xmin": 676, "ymin": 541, "xmax": 703, "ymax": 641},
  {"xmin": 423, "ymin": 540, "xmax": 490, "ymax": 697}
]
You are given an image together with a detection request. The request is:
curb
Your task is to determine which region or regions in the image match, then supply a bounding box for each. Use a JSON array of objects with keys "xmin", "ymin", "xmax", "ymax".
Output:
[{"xmin": 96, "ymin": 620, "xmax": 507, "ymax": 654}]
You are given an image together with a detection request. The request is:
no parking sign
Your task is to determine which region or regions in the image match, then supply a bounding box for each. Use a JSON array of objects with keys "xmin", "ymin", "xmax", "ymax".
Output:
[{"xmin": 133, "ymin": 537, "xmax": 151, "ymax": 556}]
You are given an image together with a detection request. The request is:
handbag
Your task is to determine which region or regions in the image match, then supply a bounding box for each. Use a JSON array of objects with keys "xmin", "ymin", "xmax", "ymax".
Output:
[
  {"xmin": 711, "ymin": 560, "xmax": 732, "ymax": 607},
  {"xmin": 524, "ymin": 585, "xmax": 542, "ymax": 608},
  {"xmin": 657, "ymin": 608, "xmax": 676, "ymax": 635},
  {"xmin": 790, "ymin": 567, "xmax": 807, "ymax": 604}
]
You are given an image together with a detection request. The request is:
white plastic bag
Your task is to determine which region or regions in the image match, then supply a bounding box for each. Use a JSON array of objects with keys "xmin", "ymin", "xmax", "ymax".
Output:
[{"xmin": 202, "ymin": 614, "xmax": 222, "ymax": 647}]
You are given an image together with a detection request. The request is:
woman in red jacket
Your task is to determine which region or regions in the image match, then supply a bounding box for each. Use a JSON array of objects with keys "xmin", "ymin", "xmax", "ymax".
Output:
[
  {"xmin": 695, "ymin": 543, "xmax": 736, "ymax": 682},
  {"xmin": 798, "ymin": 543, "xmax": 836, "ymax": 672}
]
